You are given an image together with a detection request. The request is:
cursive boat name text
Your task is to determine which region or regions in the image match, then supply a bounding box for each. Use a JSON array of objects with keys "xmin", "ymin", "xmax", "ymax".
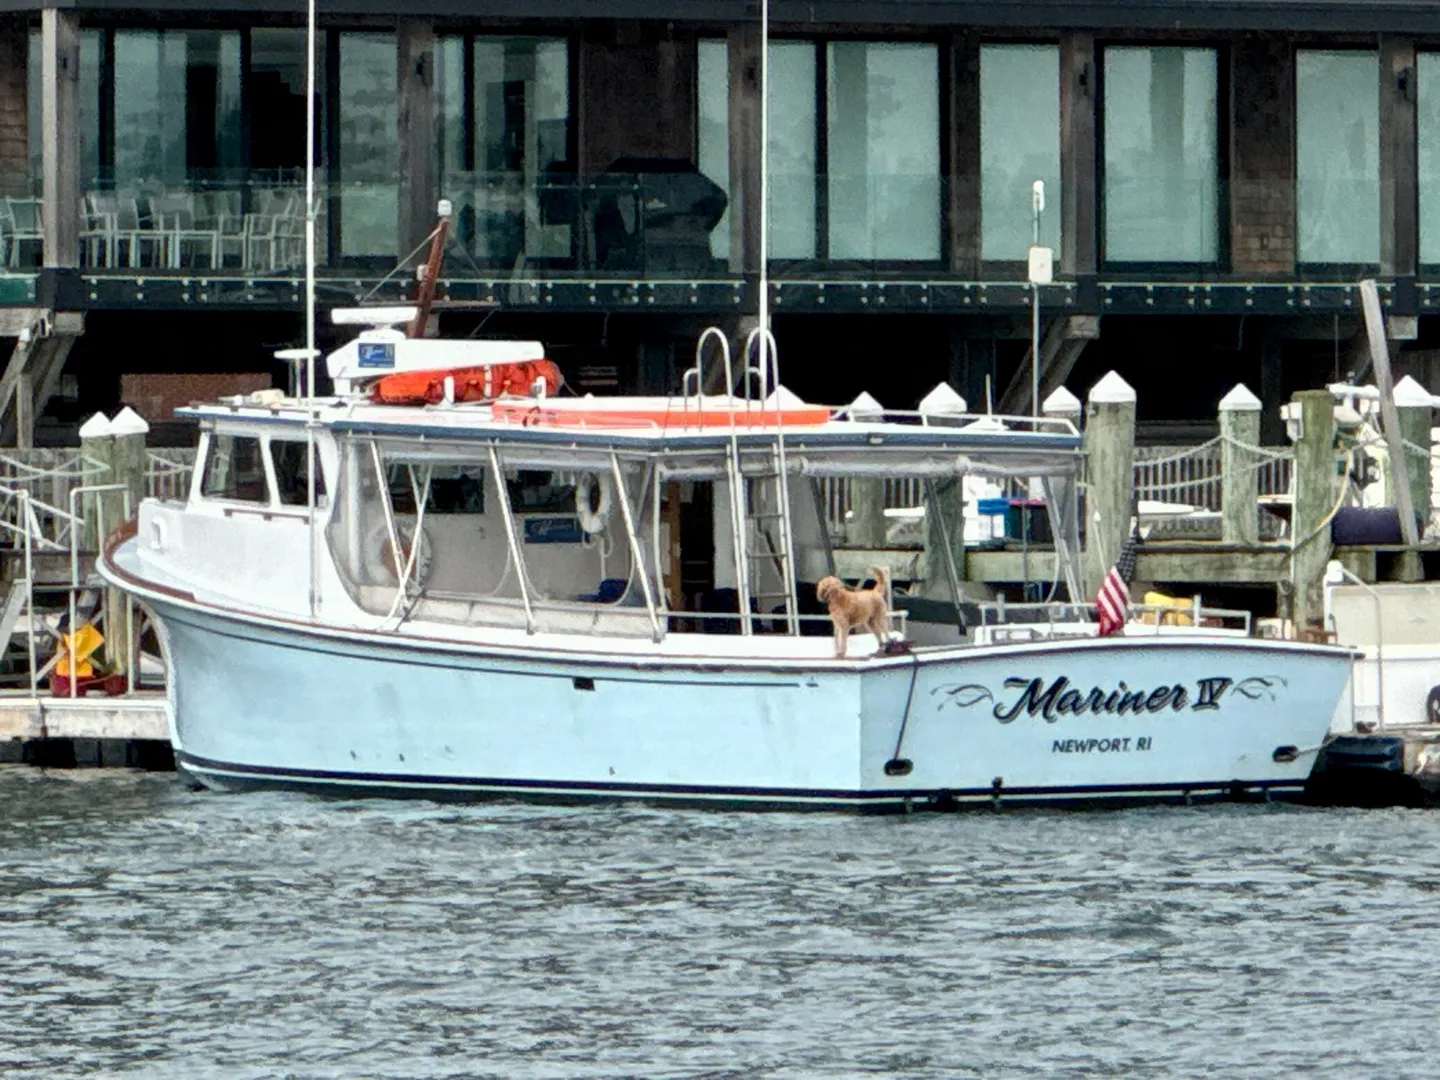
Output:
[{"xmin": 931, "ymin": 674, "xmax": 1286, "ymax": 723}]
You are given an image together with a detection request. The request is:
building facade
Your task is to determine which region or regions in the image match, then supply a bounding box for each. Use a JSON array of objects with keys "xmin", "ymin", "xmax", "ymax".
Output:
[{"xmin": 1, "ymin": 0, "xmax": 1439, "ymax": 442}]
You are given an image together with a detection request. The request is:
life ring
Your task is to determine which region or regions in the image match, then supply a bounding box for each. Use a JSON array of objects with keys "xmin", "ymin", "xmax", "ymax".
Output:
[
  {"xmin": 575, "ymin": 472, "xmax": 613, "ymax": 535},
  {"xmin": 365, "ymin": 521, "xmax": 433, "ymax": 587}
]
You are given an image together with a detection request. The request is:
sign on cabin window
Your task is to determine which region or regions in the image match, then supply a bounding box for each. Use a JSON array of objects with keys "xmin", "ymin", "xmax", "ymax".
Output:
[
  {"xmin": 270, "ymin": 440, "xmax": 327, "ymax": 507},
  {"xmin": 201, "ymin": 435, "xmax": 268, "ymax": 503}
]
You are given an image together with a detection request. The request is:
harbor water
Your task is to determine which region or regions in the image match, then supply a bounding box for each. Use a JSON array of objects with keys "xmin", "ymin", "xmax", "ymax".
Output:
[{"xmin": 2, "ymin": 766, "xmax": 1437, "ymax": 1078}]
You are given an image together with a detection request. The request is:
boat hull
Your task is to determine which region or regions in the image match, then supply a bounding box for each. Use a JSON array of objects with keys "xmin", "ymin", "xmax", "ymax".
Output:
[{"xmin": 142, "ymin": 594, "xmax": 1355, "ymax": 812}]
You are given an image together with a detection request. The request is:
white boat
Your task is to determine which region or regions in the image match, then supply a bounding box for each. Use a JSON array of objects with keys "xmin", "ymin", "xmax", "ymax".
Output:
[{"xmin": 94, "ymin": 308, "xmax": 1359, "ymax": 810}]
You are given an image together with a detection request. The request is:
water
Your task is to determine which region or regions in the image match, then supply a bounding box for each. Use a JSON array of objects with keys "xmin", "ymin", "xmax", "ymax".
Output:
[{"xmin": 2, "ymin": 767, "xmax": 1437, "ymax": 1079}]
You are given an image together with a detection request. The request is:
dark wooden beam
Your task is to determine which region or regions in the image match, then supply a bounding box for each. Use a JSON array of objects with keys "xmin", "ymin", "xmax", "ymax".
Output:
[
  {"xmin": 40, "ymin": 10, "xmax": 80, "ymax": 269},
  {"xmin": 997, "ymin": 313, "xmax": 1101, "ymax": 415},
  {"xmin": 1059, "ymin": 31, "xmax": 1096, "ymax": 279},
  {"xmin": 1380, "ymin": 35, "xmax": 1418, "ymax": 283},
  {"xmin": 947, "ymin": 31, "xmax": 980, "ymax": 277},
  {"xmin": 396, "ymin": 19, "xmax": 438, "ymax": 259}
]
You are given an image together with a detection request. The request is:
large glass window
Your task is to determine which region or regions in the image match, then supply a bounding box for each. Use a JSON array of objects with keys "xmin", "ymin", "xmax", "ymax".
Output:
[
  {"xmin": 201, "ymin": 435, "xmax": 268, "ymax": 503},
  {"xmin": 697, "ymin": 39, "xmax": 730, "ymax": 261},
  {"xmin": 27, "ymin": 30, "xmax": 102, "ymax": 189},
  {"xmin": 338, "ymin": 32, "xmax": 397, "ymax": 259},
  {"xmin": 697, "ymin": 39, "xmax": 941, "ymax": 263},
  {"xmin": 436, "ymin": 36, "xmax": 570, "ymax": 268},
  {"xmin": 980, "ymin": 44, "xmax": 1060, "ymax": 261},
  {"xmin": 1420, "ymin": 54, "xmax": 1440, "ymax": 265},
  {"xmin": 826, "ymin": 42, "xmax": 940, "ymax": 260},
  {"xmin": 111, "ymin": 30, "xmax": 242, "ymax": 187},
  {"xmin": 769, "ymin": 42, "xmax": 817, "ymax": 260},
  {"xmin": 1102, "ymin": 46, "xmax": 1219, "ymax": 263},
  {"xmin": 249, "ymin": 29, "xmax": 325, "ymax": 176},
  {"xmin": 1298, "ymin": 50, "xmax": 1379, "ymax": 265}
]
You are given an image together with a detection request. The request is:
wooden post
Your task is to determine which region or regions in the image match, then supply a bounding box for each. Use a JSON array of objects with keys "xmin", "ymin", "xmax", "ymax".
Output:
[
  {"xmin": 77, "ymin": 412, "xmax": 113, "ymax": 553},
  {"xmin": 1059, "ymin": 31, "xmax": 1097, "ymax": 280},
  {"xmin": 850, "ymin": 479, "xmax": 887, "ymax": 548},
  {"xmin": 1393, "ymin": 374, "xmax": 1433, "ymax": 538},
  {"xmin": 104, "ymin": 407, "xmax": 147, "ymax": 679},
  {"xmin": 1081, "ymin": 371, "xmax": 1136, "ymax": 597},
  {"xmin": 1290, "ymin": 389, "xmax": 1338, "ymax": 631},
  {"xmin": 1042, "ymin": 386, "xmax": 1082, "ymax": 428},
  {"xmin": 1219, "ymin": 383, "xmax": 1262, "ymax": 546},
  {"xmin": 917, "ymin": 385, "xmax": 968, "ymax": 599},
  {"xmin": 41, "ymin": 9, "xmax": 80, "ymax": 268},
  {"xmin": 397, "ymin": 20, "xmax": 438, "ymax": 261},
  {"xmin": 727, "ymin": 24, "xmax": 761, "ymax": 278}
]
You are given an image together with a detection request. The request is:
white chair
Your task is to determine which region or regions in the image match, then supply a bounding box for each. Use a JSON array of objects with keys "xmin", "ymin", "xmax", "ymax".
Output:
[
  {"xmin": 151, "ymin": 192, "xmax": 219, "ymax": 269},
  {"xmin": 4, "ymin": 198, "xmax": 43, "ymax": 267}
]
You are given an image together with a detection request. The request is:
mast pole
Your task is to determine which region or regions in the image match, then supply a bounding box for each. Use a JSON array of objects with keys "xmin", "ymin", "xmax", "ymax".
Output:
[
  {"xmin": 757, "ymin": 0, "xmax": 769, "ymax": 368},
  {"xmin": 304, "ymin": 0, "xmax": 318, "ymax": 616}
]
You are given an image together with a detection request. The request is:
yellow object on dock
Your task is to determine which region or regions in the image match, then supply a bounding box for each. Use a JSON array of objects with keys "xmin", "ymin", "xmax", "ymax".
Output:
[
  {"xmin": 56, "ymin": 621, "xmax": 104, "ymax": 679},
  {"xmin": 1138, "ymin": 591, "xmax": 1196, "ymax": 626}
]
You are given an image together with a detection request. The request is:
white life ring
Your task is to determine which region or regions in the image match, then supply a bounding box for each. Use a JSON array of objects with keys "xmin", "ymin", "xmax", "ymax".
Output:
[
  {"xmin": 365, "ymin": 521, "xmax": 433, "ymax": 587},
  {"xmin": 575, "ymin": 472, "xmax": 613, "ymax": 535}
]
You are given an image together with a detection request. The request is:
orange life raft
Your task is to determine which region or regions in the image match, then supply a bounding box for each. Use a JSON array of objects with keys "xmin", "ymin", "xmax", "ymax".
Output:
[{"xmin": 369, "ymin": 359, "xmax": 564, "ymax": 405}]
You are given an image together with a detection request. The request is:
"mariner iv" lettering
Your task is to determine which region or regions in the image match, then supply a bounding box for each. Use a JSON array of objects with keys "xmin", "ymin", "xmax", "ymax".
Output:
[{"xmin": 932, "ymin": 674, "xmax": 1286, "ymax": 724}]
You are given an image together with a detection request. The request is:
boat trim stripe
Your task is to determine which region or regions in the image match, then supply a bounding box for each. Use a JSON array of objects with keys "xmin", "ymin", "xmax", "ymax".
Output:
[{"xmin": 178, "ymin": 752, "xmax": 1308, "ymax": 806}]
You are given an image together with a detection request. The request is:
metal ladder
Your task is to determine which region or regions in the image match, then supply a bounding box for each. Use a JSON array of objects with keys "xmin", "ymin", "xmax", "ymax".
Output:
[{"xmin": 687, "ymin": 327, "xmax": 800, "ymax": 636}]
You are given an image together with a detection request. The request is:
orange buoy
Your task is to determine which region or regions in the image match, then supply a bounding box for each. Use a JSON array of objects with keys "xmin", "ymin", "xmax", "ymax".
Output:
[{"xmin": 370, "ymin": 359, "xmax": 564, "ymax": 405}]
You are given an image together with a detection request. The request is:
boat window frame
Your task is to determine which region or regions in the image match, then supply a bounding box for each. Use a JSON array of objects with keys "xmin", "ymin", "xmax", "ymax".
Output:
[{"xmin": 195, "ymin": 428, "xmax": 273, "ymax": 507}]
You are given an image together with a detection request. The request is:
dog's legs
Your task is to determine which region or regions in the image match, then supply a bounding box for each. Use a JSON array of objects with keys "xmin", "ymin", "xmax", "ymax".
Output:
[
  {"xmin": 833, "ymin": 621, "xmax": 849, "ymax": 659},
  {"xmin": 868, "ymin": 611, "xmax": 890, "ymax": 644}
]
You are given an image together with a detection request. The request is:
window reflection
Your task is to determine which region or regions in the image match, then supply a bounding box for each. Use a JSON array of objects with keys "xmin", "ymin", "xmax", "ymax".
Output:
[
  {"xmin": 27, "ymin": 29, "xmax": 101, "ymax": 189},
  {"xmin": 436, "ymin": 36, "xmax": 570, "ymax": 269},
  {"xmin": 768, "ymin": 42, "xmax": 817, "ymax": 260},
  {"xmin": 338, "ymin": 32, "xmax": 397, "ymax": 259},
  {"xmin": 1297, "ymin": 50, "xmax": 1379, "ymax": 265},
  {"xmin": 112, "ymin": 30, "xmax": 242, "ymax": 187},
  {"xmin": 826, "ymin": 41, "xmax": 939, "ymax": 261},
  {"xmin": 1420, "ymin": 54, "xmax": 1440, "ymax": 265},
  {"xmin": 697, "ymin": 39, "xmax": 731, "ymax": 262},
  {"xmin": 980, "ymin": 44, "xmax": 1061, "ymax": 261},
  {"xmin": 1103, "ymin": 46, "xmax": 1218, "ymax": 263}
]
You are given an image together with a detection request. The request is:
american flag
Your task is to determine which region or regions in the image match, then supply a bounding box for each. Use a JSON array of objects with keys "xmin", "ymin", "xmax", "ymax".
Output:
[{"xmin": 1094, "ymin": 526, "xmax": 1140, "ymax": 637}]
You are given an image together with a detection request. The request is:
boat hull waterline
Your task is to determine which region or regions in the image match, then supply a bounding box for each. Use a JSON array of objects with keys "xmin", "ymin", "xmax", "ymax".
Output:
[{"xmin": 114, "ymin": 566, "xmax": 1353, "ymax": 813}]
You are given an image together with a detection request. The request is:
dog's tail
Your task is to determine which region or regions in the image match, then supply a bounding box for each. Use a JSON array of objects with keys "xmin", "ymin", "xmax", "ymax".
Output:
[{"xmin": 869, "ymin": 566, "xmax": 890, "ymax": 595}]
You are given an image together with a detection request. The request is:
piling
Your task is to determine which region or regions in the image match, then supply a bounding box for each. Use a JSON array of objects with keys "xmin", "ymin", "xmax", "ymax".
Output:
[
  {"xmin": 1392, "ymin": 375, "xmax": 1433, "ymax": 536},
  {"xmin": 77, "ymin": 412, "xmax": 114, "ymax": 552},
  {"xmin": 918, "ymin": 384, "xmax": 968, "ymax": 599},
  {"xmin": 1082, "ymin": 371, "xmax": 1136, "ymax": 596},
  {"xmin": 1219, "ymin": 383, "xmax": 1262, "ymax": 547},
  {"xmin": 1290, "ymin": 389, "xmax": 1339, "ymax": 630},
  {"xmin": 843, "ymin": 391, "xmax": 887, "ymax": 549}
]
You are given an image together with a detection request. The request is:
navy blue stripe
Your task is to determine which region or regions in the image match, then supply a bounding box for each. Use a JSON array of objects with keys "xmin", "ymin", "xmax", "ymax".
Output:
[{"xmin": 178, "ymin": 752, "xmax": 1305, "ymax": 804}]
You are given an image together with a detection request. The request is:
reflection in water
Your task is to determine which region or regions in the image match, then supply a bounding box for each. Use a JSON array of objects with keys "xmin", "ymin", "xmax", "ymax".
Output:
[{"xmin": 1, "ymin": 766, "xmax": 1435, "ymax": 1077}]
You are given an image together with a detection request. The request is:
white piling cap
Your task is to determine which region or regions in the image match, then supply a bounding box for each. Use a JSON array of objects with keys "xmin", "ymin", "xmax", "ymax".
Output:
[
  {"xmin": 109, "ymin": 405, "xmax": 150, "ymax": 436},
  {"xmin": 847, "ymin": 391, "xmax": 884, "ymax": 420},
  {"xmin": 1393, "ymin": 375, "xmax": 1435, "ymax": 408},
  {"xmin": 762, "ymin": 384, "xmax": 806, "ymax": 409},
  {"xmin": 1088, "ymin": 370, "xmax": 1136, "ymax": 405},
  {"xmin": 1218, "ymin": 383, "xmax": 1262, "ymax": 413},
  {"xmin": 78, "ymin": 412, "xmax": 113, "ymax": 439},
  {"xmin": 918, "ymin": 382, "xmax": 968, "ymax": 415},
  {"xmin": 1041, "ymin": 386, "xmax": 1081, "ymax": 416}
]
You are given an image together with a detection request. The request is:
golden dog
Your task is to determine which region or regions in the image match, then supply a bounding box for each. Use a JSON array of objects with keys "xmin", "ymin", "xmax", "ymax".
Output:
[{"xmin": 816, "ymin": 567, "xmax": 891, "ymax": 659}]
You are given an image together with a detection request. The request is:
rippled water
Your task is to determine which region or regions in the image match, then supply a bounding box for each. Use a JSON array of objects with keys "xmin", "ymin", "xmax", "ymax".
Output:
[{"xmin": 2, "ymin": 767, "xmax": 1438, "ymax": 1077}]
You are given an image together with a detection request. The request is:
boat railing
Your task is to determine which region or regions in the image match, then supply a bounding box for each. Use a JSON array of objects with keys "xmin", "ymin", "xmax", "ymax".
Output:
[
  {"xmin": 830, "ymin": 406, "xmax": 1079, "ymax": 437},
  {"xmin": 974, "ymin": 599, "xmax": 1253, "ymax": 639}
]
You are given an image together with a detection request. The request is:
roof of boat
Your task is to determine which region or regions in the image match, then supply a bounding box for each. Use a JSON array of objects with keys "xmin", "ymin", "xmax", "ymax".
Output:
[{"xmin": 178, "ymin": 393, "xmax": 1083, "ymax": 453}]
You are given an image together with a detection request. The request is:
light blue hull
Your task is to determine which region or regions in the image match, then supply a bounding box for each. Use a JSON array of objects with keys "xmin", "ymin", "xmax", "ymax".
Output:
[{"xmin": 149, "ymin": 597, "xmax": 1355, "ymax": 811}]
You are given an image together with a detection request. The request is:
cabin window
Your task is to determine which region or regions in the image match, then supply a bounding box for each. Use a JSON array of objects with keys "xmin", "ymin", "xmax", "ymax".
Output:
[
  {"xmin": 387, "ymin": 464, "xmax": 485, "ymax": 514},
  {"xmin": 506, "ymin": 470, "xmax": 576, "ymax": 514},
  {"xmin": 270, "ymin": 439, "xmax": 328, "ymax": 507},
  {"xmin": 200, "ymin": 434, "xmax": 268, "ymax": 503}
]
